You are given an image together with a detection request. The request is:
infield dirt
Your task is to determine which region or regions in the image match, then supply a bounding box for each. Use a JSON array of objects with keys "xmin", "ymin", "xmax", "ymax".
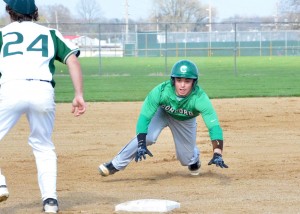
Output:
[{"xmin": 0, "ymin": 97, "xmax": 299, "ymax": 213}]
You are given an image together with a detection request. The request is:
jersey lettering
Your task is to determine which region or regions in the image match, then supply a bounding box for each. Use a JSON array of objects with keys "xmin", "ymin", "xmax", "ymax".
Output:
[
  {"xmin": 3, "ymin": 32, "xmax": 48, "ymax": 57},
  {"xmin": 3, "ymin": 32, "xmax": 23, "ymax": 56},
  {"xmin": 161, "ymin": 105, "xmax": 194, "ymax": 116},
  {"xmin": 27, "ymin": 34, "xmax": 48, "ymax": 57}
]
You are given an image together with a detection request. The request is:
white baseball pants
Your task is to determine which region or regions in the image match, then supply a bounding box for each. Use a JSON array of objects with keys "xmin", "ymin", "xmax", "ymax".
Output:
[{"xmin": 0, "ymin": 80, "xmax": 57, "ymax": 201}]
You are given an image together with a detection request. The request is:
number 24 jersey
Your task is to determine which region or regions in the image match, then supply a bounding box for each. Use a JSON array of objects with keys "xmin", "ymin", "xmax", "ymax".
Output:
[{"xmin": 0, "ymin": 21, "xmax": 79, "ymax": 85}]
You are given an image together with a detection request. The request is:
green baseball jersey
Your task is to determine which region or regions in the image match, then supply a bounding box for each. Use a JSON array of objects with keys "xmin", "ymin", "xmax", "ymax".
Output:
[{"xmin": 136, "ymin": 80, "xmax": 223, "ymax": 140}]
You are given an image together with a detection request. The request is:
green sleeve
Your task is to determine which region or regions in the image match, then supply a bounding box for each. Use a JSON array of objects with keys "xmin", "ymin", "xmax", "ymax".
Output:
[
  {"xmin": 136, "ymin": 84, "xmax": 163, "ymax": 134},
  {"xmin": 208, "ymin": 125, "xmax": 223, "ymax": 140},
  {"xmin": 0, "ymin": 31, "xmax": 2, "ymax": 53},
  {"xmin": 195, "ymin": 92, "xmax": 223, "ymax": 140},
  {"xmin": 0, "ymin": 31, "xmax": 2, "ymax": 79}
]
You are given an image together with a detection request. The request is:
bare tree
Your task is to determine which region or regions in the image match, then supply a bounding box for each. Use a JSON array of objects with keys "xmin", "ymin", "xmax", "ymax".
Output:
[
  {"xmin": 149, "ymin": 0, "xmax": 212, "ymax": 31},
  {"xmin": 38, "ymin": 4, "xmax": 74, "ymax": 31},
  {"xmin": 43, "ymin": 4, "xmax": 73, "ymax": 22},
  {"xmin": 279, "ymin": 0, "xmax": 300, "ymax": 20},
  {"xmin": 76, "ymin": 0, "xmax": 102, "ymax": 23},
  {"xmin": 36, "ymin": 1, "xmax": 102, "ymax": 33},
  {"xmin": 278, "ymin": 0, "xmax": 300, "ymax": 29},
  {"xmin": 0, "ymin": 14, "xmax": 11, "ymax": 25},
  {"xmin": 279, "ymin": 0, "xmax": 300, "ymax": 13}
]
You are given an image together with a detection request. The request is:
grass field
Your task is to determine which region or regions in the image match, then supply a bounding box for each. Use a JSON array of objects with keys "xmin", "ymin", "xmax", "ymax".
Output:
[{"xmin": 53, "ymin": 56, "xmax": 300, "ymax": 102}]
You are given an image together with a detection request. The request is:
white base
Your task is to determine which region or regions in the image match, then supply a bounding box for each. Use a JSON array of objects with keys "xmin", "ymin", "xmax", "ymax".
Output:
[{"xmin": 115, "ymin": 199, "xmax": 180, "ymax": 212}]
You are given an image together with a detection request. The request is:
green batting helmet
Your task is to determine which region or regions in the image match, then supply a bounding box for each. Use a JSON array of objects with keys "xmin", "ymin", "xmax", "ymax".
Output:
[
  {"xmin": 4, "ymin": 0, "xmax": 37, "ymax": 15},
  {"xmin": 171, "ymin": 60, "xmax": 199, "ymax": 80}
]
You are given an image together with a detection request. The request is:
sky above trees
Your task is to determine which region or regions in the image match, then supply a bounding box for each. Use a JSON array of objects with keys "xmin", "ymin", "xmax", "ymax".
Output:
[{"xmin": 0, "ymin": 0, "xmax": 279, "ymax": 21}]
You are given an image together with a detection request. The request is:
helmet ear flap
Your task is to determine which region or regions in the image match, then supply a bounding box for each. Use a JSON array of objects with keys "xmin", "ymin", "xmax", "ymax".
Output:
[
  {"xmin": 193, "ymin": 79, "xmax": 198, "ymax": 88},
  {"xmin": 171, "ymin": 77, "xmax": 175, "ymax": 85}
]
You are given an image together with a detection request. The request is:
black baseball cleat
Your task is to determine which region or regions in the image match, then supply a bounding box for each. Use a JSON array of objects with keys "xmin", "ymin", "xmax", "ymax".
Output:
[
  {"xmin": 43, "ymin": 198, "xmax": 59, "ymax": 213},
  {"xmin": 188, "ymin": 161, "xmax": 201, "ymax": 176},
  {"xmin": 99, "ymin": 162, "xmax": 119, "ymax": 177}
]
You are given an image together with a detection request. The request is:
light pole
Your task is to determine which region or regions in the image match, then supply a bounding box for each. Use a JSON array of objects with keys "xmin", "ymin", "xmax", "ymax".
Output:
[
  {"xmin": 206, "ymin": 0, "xmax": 212, "ymax": 32},
  {"xmin": 206, "ymin": 0, "xmax": 212, "ymax": 56},
  {"xmin": 55, "ymin": 11, "xmax": 58, "ymax": 30},
  {"xmin": 124, "ymin": 0, "xmax": 129, "ymax": 43}
]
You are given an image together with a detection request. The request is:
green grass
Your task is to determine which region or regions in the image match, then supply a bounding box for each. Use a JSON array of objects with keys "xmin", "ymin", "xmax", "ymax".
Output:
[{"xmin": 53, "ymin": 56, "xmax": 300, "ymax": 102}]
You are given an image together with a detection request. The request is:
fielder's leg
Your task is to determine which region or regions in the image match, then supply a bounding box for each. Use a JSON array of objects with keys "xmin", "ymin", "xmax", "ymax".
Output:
[
  {"xmin": 0, "ymin": 81, "xmax": 29, "ymax": 202},
  {"xmin": 26, "ymin": 82, "xmax": 58, "ymax": 208}
]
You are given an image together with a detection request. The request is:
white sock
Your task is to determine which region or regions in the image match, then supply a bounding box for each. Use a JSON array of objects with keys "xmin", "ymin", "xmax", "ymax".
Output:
[{"xmin": 0, "ymin": 171, "xmax": 7, "ymax": 186}]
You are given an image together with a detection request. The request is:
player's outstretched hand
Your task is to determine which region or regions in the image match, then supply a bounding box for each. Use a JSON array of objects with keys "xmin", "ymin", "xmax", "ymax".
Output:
[
  {"xmin": 135, "ymin": 146, "xmax": 153, "ymax": 162},
  {"xmin": 71, "ymin": 96, "xmax": 86, "ymax": 117},
  {"xmin": 135, "ymin": 143, "xmax": 153, "ymax": 162},
  {"xmin": 208, "ymin": 153, "xmax": 228, "ymax": 168}
]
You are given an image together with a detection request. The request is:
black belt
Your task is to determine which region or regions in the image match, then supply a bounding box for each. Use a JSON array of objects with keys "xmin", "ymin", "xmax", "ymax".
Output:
[{"xmin": 26, "ymin": 79, "xmax": 51, "ymax": 83}]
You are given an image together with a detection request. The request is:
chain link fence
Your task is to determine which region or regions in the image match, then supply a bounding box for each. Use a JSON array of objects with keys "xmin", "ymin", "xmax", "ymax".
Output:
[
  {"xmin": 49, "ymin": 22, "xmax": 300, "ymax": 58},
  {"xmin": 1, "ymin": 22, "xmax": 300, "ymax": 75}
]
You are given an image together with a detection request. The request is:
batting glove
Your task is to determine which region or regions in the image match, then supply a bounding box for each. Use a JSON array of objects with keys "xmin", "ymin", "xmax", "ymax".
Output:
[
  {"xmin": 135, "ymin": 145, "xmax": 153, "ymax": 162},
  {"xmin": 135, "ymin": 133, "xmax": 153, "ymax": 162},
  {"xmin": 208, "ymin": 153, "xmax": 228, "ymax": 168}
]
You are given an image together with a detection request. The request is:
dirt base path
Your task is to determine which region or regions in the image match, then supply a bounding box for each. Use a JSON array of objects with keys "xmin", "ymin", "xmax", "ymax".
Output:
[{"xmin": 0, "ymin": 97, "xmax": 299, "ymax": 213}]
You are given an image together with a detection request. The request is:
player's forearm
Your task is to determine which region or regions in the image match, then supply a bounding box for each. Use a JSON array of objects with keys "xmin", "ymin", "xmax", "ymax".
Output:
[
  {"xmin": 70, "ymin": 71, "xmax": 84, "ymax": 97},
  {"xmin": 212, "ymin": 139, "xmax": 223, "ymax": 154},
  {"xmin": 67, "ymin": 55, "xmax": 84, "ymax": 96}
]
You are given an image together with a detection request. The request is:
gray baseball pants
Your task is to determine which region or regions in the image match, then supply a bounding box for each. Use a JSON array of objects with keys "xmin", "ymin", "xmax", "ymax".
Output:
[{"xmin": 112, "ymin": 107, "xmax": 200, "ymax": 170}]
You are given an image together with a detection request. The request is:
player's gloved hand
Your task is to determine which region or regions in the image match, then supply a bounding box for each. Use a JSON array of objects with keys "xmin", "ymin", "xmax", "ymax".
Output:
[
  {"xmin": 135, "ymin": 133, "xmax": 153, "ymax": 162},
  {"xmin": 208, "ymin": 153, "xmax": 228, "ymax": 168}
]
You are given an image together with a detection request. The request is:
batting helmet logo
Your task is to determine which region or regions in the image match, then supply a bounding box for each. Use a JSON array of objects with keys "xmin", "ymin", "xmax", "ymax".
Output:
[{"xmin": 180, "ymin": 65, "xmax": 187, "ymax": 73}]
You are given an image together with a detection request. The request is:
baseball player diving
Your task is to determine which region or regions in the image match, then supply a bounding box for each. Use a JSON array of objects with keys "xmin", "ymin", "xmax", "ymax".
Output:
[
  {"xmin": 0, "ymin": 0, "xmax": 86, "ymax": 213},
  {"xmin": 99, "ymin": 59, "xmax": 228, "ymax": 178}
]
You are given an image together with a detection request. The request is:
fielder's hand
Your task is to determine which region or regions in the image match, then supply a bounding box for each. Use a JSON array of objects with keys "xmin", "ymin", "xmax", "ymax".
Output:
[
  {"xmin": 208, "ymin": 153, "xmax": 228, "ymax": 168},
  {"xmin": 71, "ymin": 95, "xmax": 86, "ymax": 117}
]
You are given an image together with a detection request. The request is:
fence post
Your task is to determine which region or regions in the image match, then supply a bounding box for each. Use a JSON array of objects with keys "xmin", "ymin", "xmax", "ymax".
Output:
[
  {"xmin": 234, "ymin": 22, "xmax": 238, "ymax": 76},
  {"xmin": 165, "ymin": 24, "xmax": 168, "ymax": 75},
  {"xmin": 285, "ymin": 31, "xmax": 287, "ymax": 56},
  {"xmin": 98, "ymin": 23, "xmax": 102, "ymax": 76}
]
